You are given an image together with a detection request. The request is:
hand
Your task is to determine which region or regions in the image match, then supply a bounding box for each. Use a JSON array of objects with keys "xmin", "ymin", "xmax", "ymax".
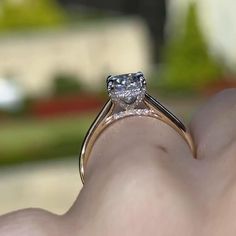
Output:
[{"xmin": 0, "ymin": 89, "xmax": 236, "ymax": 236}]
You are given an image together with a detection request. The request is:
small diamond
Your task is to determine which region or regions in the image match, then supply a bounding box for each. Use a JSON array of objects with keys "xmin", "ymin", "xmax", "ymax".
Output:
[
  {"xmin": 105, "ymin": 109, "xmax": 154, "ymax": 123},
  {"xmin": 107, "ymin": 72, "xmax": 146, "ymax": 109}
]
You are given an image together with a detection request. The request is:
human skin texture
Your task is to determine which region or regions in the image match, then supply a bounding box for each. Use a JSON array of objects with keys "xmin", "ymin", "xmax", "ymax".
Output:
[{"xmin": 0, "ymin": 89, "xmax": 236, "ymax": 236}]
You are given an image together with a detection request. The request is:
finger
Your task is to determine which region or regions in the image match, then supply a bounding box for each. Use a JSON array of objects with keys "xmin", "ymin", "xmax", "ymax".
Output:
[
  {"xmin": 0, "ymin": 209, "xmax": 63, "ymax": 236},
  {"xmin": 190, "ymin": 88, "xmax": 236, "ymax": 160},
  {"xmin": 68, "ymin": 117, "xmax": 199, "ymax": 235},
  {"xmin": 85, "ymin": 116, "xmax": 193, "ymax": 182}
]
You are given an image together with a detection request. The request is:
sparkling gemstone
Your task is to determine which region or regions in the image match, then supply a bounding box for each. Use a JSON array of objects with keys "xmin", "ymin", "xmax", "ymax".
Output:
[{"xmin": 107, "ymin": 72, "xmax": 146, "ymax": 109}]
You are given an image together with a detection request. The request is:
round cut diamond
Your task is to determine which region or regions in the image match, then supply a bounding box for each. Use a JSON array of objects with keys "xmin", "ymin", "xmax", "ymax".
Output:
[{"xmin": 107, "ymin": 72, "xmax": 146, "ymax": 109}]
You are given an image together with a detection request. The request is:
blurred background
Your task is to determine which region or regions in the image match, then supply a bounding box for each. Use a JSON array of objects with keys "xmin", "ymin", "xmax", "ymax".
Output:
[{"xmin": 0, "ymin": 0, "xmax": 235, "ymax": 215}]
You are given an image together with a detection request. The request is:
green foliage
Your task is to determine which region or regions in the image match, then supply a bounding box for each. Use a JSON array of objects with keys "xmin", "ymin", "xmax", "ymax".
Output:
[
  {"xmin": 53, "ymin": 73, "xmax": 83, "ymax": 96},
  {"xmin": 0, "ymin": 115, "xmax": 93, "ymax": 165},
  {"xmin": 159, "ymin": 3, "xmax": 223, "ymax": 93},
  {"xmin": 0, "ymin": 0, "xmax": 66, "ymax": 31}
]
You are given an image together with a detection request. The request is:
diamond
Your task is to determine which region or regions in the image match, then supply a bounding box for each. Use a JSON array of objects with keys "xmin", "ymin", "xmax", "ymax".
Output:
[
  {"xmin": 105, "ymin": 109, "xmax": 155, "ymax": 123},
  {"xmin": 107, "ymin": 72, "xmax": 146, "ymax": 109}
]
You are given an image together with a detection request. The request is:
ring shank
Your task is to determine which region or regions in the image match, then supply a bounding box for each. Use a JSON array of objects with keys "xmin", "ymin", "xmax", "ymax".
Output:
[{"xmin": 79, "ymin": 95, "xmax": 195, "ymax": 184}]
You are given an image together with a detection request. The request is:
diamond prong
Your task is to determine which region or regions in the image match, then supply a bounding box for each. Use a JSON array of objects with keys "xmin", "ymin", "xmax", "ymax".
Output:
[
  {"xmin": 137, "ymin": 71, "xmax": 144, "ymax": 76},
  {"xmin": 106, "ymin": 75, "xmax": 113, "ymax": 84},
  {"xmin": 107, "ymin": 72, "xmax": 146, "ymax": 110}
]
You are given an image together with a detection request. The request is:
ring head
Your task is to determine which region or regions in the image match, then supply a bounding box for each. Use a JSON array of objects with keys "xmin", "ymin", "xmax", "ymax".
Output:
[{"xmin": 107, "ymin": 72, "xmax": 146, "ymax": 109}]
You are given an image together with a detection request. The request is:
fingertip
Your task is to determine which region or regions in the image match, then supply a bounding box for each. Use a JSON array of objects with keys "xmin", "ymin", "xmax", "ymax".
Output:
[{"xmin": 190, "ymin": 88, "xmax": 236, "ymax": 159}]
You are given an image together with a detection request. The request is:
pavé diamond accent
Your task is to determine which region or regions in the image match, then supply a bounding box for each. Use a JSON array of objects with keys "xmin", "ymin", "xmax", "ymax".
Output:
[
  {"xmin": 106, "ymin": 109, "xmax": 157, "ymax": 123},
  {"xmin": 107, "ymin": 72, "xmax": 146, "ymax": 109}
]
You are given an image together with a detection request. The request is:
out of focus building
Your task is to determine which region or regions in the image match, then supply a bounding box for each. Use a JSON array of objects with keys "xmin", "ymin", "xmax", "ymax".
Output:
[
  {"xmin": 57, "ymin": 0, "xmax": 167, "ymax": 61},
  {"xmin": 0, "ymin": 19, "xmax": 151, "ymax": 96}
]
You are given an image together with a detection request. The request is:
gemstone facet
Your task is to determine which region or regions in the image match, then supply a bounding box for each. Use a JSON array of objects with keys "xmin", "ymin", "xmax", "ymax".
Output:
[{"xmin": 107, "ymin": 72, "xmax": 146, "ymax": 109}]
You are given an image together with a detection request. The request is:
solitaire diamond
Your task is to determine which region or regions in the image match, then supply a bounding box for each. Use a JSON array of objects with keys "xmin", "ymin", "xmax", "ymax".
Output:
[{"xmin": 107, "ymin": 72, "xmax": 146, "ymax": 109}]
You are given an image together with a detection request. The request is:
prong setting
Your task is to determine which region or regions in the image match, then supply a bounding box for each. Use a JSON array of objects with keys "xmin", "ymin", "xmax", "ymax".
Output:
[{"xmin": 107, "ymin": 72, "xmax": 146, "ymax": 110}]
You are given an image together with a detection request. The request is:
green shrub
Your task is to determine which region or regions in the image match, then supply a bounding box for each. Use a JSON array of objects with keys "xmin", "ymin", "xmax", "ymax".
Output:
[
  {"xmin": 0, "ymin": 0, "xmax": 66, "ymax": 31},
  {"xmin": 52, "ymin": 73, "xmax": 84, "ymax": 96},
  {"xmin": 0, "ymin": 115, "xmax": 93, "ymax": 165},
  {"xmin": 158, "ymin": 3, "xmax": 223, "ymax": 93}
]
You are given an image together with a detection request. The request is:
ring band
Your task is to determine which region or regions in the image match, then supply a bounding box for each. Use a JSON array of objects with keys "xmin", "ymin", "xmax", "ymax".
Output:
[{"xmin": 79, "ymin": 72, "xmax": 195, "ymax": 183}]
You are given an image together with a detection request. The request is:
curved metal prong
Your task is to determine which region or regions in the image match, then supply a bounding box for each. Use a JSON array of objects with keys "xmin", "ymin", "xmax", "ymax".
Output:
[
  {"xmin": 145, "ymin": 93, "xmax": 186, "ymax": 132},
  {"xmin": 79, "ymin": 99, "xmax": 114, "ymax": 183}
]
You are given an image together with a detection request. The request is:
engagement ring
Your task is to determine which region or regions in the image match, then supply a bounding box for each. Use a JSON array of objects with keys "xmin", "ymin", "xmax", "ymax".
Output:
[{"xmin": 79, "ymin": 72, "xmax": 195, "ymax": 183}]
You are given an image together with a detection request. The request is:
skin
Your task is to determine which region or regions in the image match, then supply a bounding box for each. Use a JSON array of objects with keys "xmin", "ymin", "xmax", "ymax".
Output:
[{"xmin": 0, "ymin": 89, "xmax": 236, "ymax": 236}]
